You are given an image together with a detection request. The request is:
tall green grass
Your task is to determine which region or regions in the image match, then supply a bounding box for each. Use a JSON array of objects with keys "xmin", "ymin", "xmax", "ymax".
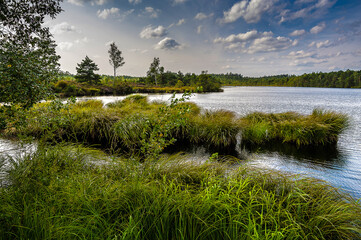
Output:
[
  {"xmin": 0, "ymin": 145, "xmax": 360, "ymax": 239},
  {"xmin": 240, "ymin": 109, "xmax": 349, "ymax": 146},
  {"xmin": 1, "ymin": 96, "xmax": 349, "ymax": 157}
]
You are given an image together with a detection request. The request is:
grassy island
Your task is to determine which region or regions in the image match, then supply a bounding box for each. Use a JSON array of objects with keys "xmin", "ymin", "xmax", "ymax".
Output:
[{"xmin": 0, "ymin": 95, "xmax": 360, "ymax": 239}]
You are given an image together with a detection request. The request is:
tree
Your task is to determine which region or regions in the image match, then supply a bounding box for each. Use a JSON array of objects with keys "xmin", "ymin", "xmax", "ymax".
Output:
[
  {"xmin": 108, "ymin": 42, "xmax": 125, "ymax": 90},
  {"xmin": 75, "ymin": 56, "xmax": 101, "ymax": 85},
  {"xmin": 0, "ymin": 0, "xmax": 63, "ymax": 109},
  {"xmin": 147, "ymin": 57, "xmax": 161, "ymax": 86}
]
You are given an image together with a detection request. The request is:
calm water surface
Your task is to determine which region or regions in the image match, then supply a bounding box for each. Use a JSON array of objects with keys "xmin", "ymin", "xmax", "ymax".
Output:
[
  {"xmin": 2, "ymin": 87, "xmax": 360, "ymax": 199},
  {"xmin": 198, "ymin": 87, "xmax": 361, "ymax": 199},
  {"xmin": 80, "ymin": 87, "xmax": 361, "ymax": 199}
]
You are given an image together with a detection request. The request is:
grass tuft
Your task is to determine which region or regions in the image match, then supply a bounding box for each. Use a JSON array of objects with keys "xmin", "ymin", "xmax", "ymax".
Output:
[{"xmin": 0, "ymin": 146, "xmax": 360, "ymax": 239}]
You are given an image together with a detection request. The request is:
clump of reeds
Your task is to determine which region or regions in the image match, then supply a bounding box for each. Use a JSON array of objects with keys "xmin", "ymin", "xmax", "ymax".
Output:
[
  {"xmin": 189, "ymin": 110, "xmax": 241, "ymax": 149},
  {"xmin": 239, "ymin": 109, "xmax": 349, "ymax": 146},
  {"xmin": 0, "ymin": 145, "xmax": 360, "ymax": 239},
  {"xmin": 1, "ymin": 96, "xmax": 350, "ymax": 158}
]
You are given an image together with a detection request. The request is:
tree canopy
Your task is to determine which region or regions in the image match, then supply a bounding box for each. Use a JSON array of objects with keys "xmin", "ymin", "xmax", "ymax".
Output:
[
  {"xmin": 0, "ymin": 0, "xmax": 63, "ymax": 108},
  {"xmin": 75, "ymin": 56, "xmax": 101, "ymax": 85}
]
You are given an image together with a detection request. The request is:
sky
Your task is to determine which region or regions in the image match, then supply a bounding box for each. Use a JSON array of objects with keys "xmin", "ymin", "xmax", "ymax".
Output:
[{"xmin": 46, "ymin": 0, "xmax": 361, "ymax": 77}]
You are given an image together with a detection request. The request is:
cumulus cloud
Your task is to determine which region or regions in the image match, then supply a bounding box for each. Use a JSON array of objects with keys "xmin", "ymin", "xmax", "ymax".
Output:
[
  {"xmin": 155, "ymin": 37, "xmax": 181, "ymax": 50},
  {"xmin": 50, "ymin": 22, "xmax": 78, "ymax": 35},
  {"xmin": 194, "ymin": 12, "xmax": 213, "ymax": 20},
  {"xmin": 68, "ymin": 0, "xmax": 108, "ymax": 6},
  {"xmin": 214, "ymin": 30, "xmax": 272, "ymax": 44},
  {"xmin": 289, "ymin": 58, "xmax": 327, "ymax": 67},
  {"xmin": 289, "ymin": 29, "xmax": 306, "ymax": 36},
  {"xmin": 247, "ymin": 36, "xmax": 297, "ymax": 53},
  {"xmin": 176, "ymin": 19, "xmax": 186, "ymax": 26},
  {"xmin": 220, "ymin": 0, "xmax": 278, "ymax": 24},
  {"xmin": 214, "ymin": 30, "xmax": 297, "ymax": 53},
  {"xmin": 140, "ymin": 25, "xmax": 168, "ymax": 39},
  {"xmin": 144, "ymin": 7, "xmax": 160, "ymax": 18},
  {"xmin": 288, "ymin": 50, "xmax": 316, "ymax": 58},
  {"xmin": 58, "ymin": 42, "xmax": 74, "ymax": 50},
  {"xmin": 310, "ymin": 22, "xmax": 326, "ymax": 34},
  {"xmin": 129, "ymin": 0, "xmax": 141, "ymax": 4},
  {"xmin": 97, "ymin": 8, "xmax": 120, "ymax": 19},
  {"xmin": 309, "ymin": 39, "xmax": 331, "ymax": 48}
]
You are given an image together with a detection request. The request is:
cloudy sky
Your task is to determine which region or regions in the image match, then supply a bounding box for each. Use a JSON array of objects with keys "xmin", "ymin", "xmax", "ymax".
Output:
[{"xmin": 47, "ymin": 0, "xmax": 361, "ymax": 77}]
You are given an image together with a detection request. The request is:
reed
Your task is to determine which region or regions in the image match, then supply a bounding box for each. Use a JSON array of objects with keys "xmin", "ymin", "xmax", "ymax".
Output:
[
  {"xmin": 189, "ymin": 110, "xmax": 240, "ymax": 149},
  {"xmin": 1, "ymin": 97, "xmax": 349, "ymax": 157},
  {"xmin": 239, "ymin": 110, "xmax": 349, "ymax": 146},
  {"xmin": 0, "ymin": 145, "xmax": 360, "ymax": 239}
]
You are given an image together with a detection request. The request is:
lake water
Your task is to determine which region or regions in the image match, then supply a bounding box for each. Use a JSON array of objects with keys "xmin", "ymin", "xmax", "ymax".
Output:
[
  {"xmin": 81, "ymin": 87, "xmax": 361, "ymax": 199},
  {"xmin": 2, "ymin": 87, "xmax": 361, "ymax": 199}
]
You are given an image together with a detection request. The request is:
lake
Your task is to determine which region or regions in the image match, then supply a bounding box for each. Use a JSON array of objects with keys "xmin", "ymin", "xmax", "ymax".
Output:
[
  {"xmin": 2, "ymin": 86, "xmax": 361, "ymax": 199},
  {"xmin": 80, "ymin": 86, "xmax": 361, "ymax": 199}
]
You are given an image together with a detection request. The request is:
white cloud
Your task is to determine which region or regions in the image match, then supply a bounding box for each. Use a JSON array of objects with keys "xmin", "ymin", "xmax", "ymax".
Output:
[
  {"xmin": 222, "ymin": 65, "xmax": 232, "ymax": 70},
  {"xmin": 68, "ymin": 0, "xmax": 108, "ymax": 6},
  {"xmin": 247, "ymin": 36, "xmax": 297, "ymax": 53},
  {"xmin": 58, "ymin": 42, "xmax": 74, "ymax": 50},
  {"xmin": 288, "ymin": 50, "xmax": 315, "ymax": 58},
  {"xmin": 214, "ymin": 30, "xmax": 272, "ymax": 44},
  {"xmin": 97, "ymin": 8, "xmax": 120, "ymax": 19},
  {"xmin": 220, "ymin": 0, "xmax": 278, "ymax": 24},
  {"xmin": 311, "ymin": 39, "xmax": 331, "ymax": 48},
  {"xmin": 289, "ymin": 29, "xmax": 306, "ymax": 36},
  {"xmin": 75, "ymin": 37, "xmax": 89, "ymax": 44},
  {"xmin": 129, "ymin": 48, "xmax": 148, "ymax": 54},
  {"xmin": 173, "ymin": 0, "xmax": 188, "ymax": 4},
  {"xmin": 215, "ymin": 30, "xmax": 297, "ymax": 54},
  {"xmin": 144, "ymin": 7, "xmax": 160, "ymax": 18},
  {"xmin": 197, "ymin": 25, "xmax": 202, "ymax": 34},
  {"xmin": 176, "ymin": 19, "xmax": 186, "ymax": 26},
  {"xmin": 194, "ymin": 12, "xmax": 213, "ymax": 20},
  {"xmin": 129, "ymin": 0, "xmax": 141, "ymax": 4},
  {"xmin": 155, "ymin": 37, "xmax": 181, "ymax": 50},
  {"xmin": 140, "ymin": 25, "xmax": 168, "ymax": 39},
  {"xmin": 310, "ymin": 22, "xmax": 326, "ymax": 34},
  {"xmin": 50, "ymin": 22, "xmax": 78, "ymax": 35},
  {"xmin": 289, "ymin": 58, "xmax": 327, "ymax": 67}
]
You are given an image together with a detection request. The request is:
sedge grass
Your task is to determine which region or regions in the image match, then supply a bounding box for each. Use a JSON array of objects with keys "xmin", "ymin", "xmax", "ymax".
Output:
[
  {"xmin": 0, "ymin": 145, "xmax": 360, "ymax": 239},
  {"xmin": 239, "ymin": 110, "xmax": 349, "ymax": 146},
  {"xmin": 1, "ymin": 97, "xmax": 350, "ymax": 157}
]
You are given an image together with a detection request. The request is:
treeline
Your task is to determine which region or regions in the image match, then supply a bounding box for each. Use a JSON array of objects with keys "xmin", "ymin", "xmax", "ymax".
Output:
[
  {"xmin": 139, "ymin": 68, "xmax": 222, "ymax": 92},
  {"xmin": 213, "ymin": 70, "xmax": 361, "ymax": 88}
]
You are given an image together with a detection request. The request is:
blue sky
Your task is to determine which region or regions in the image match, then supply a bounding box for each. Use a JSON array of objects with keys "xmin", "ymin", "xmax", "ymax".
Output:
[{"xmin": 47, "ymin": 0, "xmax": 361, "ymax": 77}]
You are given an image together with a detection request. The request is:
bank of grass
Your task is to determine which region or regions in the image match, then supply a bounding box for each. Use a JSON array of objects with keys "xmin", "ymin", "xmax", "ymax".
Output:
[
  {"xmin": 239, "ymin": 110, "xmax": 349, "ymax": 146},
  {"xmin": 1, "ymin": 95, "xmax": 349, "ymax": 155},
  {"xmin": 0, "ymin": 144, "xmax": 360, "ymax": 239}
]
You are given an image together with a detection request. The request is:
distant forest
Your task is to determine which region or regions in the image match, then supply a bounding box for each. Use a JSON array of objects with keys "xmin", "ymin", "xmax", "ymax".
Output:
[{"xmin": 213, "ymin": 69, "xmax": 361, "ymax": 88}]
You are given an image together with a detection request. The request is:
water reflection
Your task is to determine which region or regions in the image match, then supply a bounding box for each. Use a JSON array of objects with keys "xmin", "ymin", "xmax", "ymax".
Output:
[{"xmin": 242, "ymin": 142, "xmax": 348, "ymax": 169}]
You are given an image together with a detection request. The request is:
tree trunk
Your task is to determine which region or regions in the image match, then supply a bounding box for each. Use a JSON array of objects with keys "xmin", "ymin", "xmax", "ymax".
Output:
[{"xmin": 113, "ymin": 67, "xmax": 116, "ymax": 95}]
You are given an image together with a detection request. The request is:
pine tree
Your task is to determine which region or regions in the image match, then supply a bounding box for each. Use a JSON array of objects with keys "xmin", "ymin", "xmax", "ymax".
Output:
[{"xmin": 75, "ymin": 56, "xmax": 101, "ymax": 85}]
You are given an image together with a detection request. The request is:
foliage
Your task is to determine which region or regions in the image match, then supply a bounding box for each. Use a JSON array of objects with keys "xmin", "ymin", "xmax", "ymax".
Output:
[
  {"xmin": 114, "ymin": 92, "xmax": 192, "ymax": 159},
  {"xmin": 0, "ymin": 145, "xmax": 360, "ymax": 239},
  {"xmin": 214, "ymin": 69, "xmax": 361, "ymax": 88},
  {"xmin": 108, "ymin": 42, "xmax": 125, "ymax": 90},
  {"xmin": 146, "ymin": 57, "xmax": 162, "ymax": 85},
  {"xmin": 0, "ymin": 0, "xmax": 62, "ymax": 108},
  {"xmin": 75, "ymin": 56, "xmax": 101, "ymax": 85}
]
